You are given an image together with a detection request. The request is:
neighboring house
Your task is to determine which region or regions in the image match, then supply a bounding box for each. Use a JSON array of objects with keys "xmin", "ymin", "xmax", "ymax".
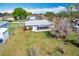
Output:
[
  {"xmin": 0, "ymin": 17, "xmax": 3, "ymax": 20},
  {"xmin": 4, "ymin": 16, "xmax": 14, "ymax": 21},
  {"xmin": 25, "ymin": 20, "xmax": 53, "ymax": 32},
  {"xmin": 73, "ymin": 21, "xmax": 79, "ymax": 36},
  {"xmin": 0, "ymin": 13, "xmax": 14, "ymax": 21},
  {"xmin": 0, "ymin": 22, "xmax": 9, "ymax": 43},
  {"xmin": 27, "ymin": 16, "xmax": 36, "ymax": 20},
  {"xmin": 27, "ymin": 14, "xmax": 45, "ymax": 20},
  {"xmin": 3, "ymin": 15, "xmax": 14, "ymax": 21},
  {"xmin": 72, "ymin": 19, "xmax": 79, "ymax": 28},
  {"xmin": 0, "ymin": 28, "xmax": 9, "ymax": 43},
  {"xmin": 0, "ymin": 21, "xmax": 9, "ymax": 28}
]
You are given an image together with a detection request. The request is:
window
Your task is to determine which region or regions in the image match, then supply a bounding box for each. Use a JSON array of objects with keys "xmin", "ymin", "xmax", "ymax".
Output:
[{"xmin": 37, "ymin": 26, "xmax": 49, "ymax": 30}]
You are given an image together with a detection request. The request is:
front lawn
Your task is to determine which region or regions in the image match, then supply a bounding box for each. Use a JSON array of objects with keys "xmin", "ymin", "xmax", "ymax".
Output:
[
  {"xmin": 8, "ymin": 22, "xmax": 23, "ymax": 35},
  {"xmin": 0, "ymin": 28, "xmax": 79, "ymax": 56}
]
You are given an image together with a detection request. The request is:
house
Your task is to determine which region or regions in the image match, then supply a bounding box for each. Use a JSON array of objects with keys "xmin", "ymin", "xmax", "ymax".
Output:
[
  {"xmin": 0, "ymin": 28, "xmax": 9, "ymax": 43},
  {"xmin": 3, "ymin": 14, "xmax": 14, "ymax": 21},
  {"xmin": 27, "ymin": 16, "xmax": 36, "ymax": 20},
  {"xmin": 0, "ymin": 13, "xmax": 14, "ymax": 21},
  {"xmin": 0, "ymin": 22, "xmax": 9, "ymax": 43},
  {"xmin": 32, "ymin": 14, "xmax": 45, "ymax": 20},
  {"xmin": 27, "ymin": 14, "xmax": 45, "ymax": 20},
  {"xmin": 5, "ymin": 16, "xmax": 14, "ymax": 21},
  {"xmin": 25, "ymin": 20, "xmax": 53, "ymax": 32},
  {"xmin": 0, "ymin": 21, "xmax": 9, "ymax": 28}
]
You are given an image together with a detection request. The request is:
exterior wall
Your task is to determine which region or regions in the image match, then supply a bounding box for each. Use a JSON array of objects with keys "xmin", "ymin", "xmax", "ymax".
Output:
[
  {"xmin": 32, "ymin": 25, "xmax": 51, "ymax": 32},
  {"xmin": 0, "ymin": 33, "xmax": 4, "ymax": 40},
  {"xmin": 32, "ymin": 26, "xmax": 37, "ymax": 31},
  {"xmin": 0, "ymin": 30, "xmax": 9, "ymax": 43},
  {"xmin": 6, "ymin": 18, "xmax": 14, "ymax": 21},
  {"xmin": 26, "ymin": 26, "xmax": 29, "ymax": 29},
  {"xmin": 34, "ymin": 29, "xmax": 51, "ymax": 32},
  {"xmin": 3, "ymin": 31, "xmax": 9, "ymax": 41}
]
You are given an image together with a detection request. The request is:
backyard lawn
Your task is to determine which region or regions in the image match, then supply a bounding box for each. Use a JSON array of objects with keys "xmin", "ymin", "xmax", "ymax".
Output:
[{"xmin": 0, "ymin": 27, "xmax": 79, "ymax": 56}]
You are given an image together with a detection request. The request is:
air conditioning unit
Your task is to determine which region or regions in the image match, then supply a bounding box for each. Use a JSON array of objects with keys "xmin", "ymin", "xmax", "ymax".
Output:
[{"xmin": 0, "ymin": 28, "xmax": 9, "ymax": 43}]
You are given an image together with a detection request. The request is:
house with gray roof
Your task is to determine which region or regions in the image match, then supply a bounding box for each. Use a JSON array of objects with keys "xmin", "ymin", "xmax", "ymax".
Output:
[{"xmin": 25, "ymin": 20, "xmax": 54, "ymax": 32}]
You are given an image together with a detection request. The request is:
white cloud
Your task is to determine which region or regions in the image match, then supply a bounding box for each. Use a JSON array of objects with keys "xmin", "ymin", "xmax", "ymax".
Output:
[
  {"xmin": 0, "ymin": 6, "xmax": 67, "ymax": 14},
  {"xmin": 0, "ymin": 10, "xmax": 13, "ymax": 13},
  {"xmin": 25, "ymin": 6, "xmax": 67, "ymax": 14}
]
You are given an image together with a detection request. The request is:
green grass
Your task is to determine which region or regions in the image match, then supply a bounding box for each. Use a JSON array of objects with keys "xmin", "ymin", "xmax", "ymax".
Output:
[
  {"xmin": 0, "ymin": 28, "xmax": 79, "ymax": 56},
  {"xmin": 8, "ymin": 22, "xmax": 19, "ymax": 34}
]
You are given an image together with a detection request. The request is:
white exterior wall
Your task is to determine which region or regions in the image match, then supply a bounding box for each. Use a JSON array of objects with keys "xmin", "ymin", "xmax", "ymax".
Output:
[
  {"xmin": 0, "ymin": 33, "xmax": 4, "ymax": 40},
  {"xmin": 32, "ymin": 26, "xmax": 37, "ymax": 31},
  {"xmin": 3, "ymin": 31, "xmax": 9, "ymax": 41},
  {"xmin": 0, "ymin": 28, "xmax": 9, "ymax": 43},
  {"xmin": 26, "ymin": 26, "xmax": 29, "ymax": 29},
  {"xmin": 7, "ymin": 18, "xmax": 14, "ymax": 21}
]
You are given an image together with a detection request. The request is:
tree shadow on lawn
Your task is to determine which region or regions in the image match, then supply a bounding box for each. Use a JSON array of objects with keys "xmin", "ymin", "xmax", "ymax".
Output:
[
  {"xmin": 45, "ymin": 31, "xmax": 79, "ymax": 48},
  {"xmin": 64, "ymin": 40, "xmax": 79, "ymax": 47},
  {"xmin": 45, "ymin": 31, "xmax": 57, "ymax": 38}
]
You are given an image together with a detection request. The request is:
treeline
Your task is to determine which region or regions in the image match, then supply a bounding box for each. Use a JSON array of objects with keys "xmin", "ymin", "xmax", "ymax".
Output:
[{"xmin": 44, "ymin": 3, "xmax": 79, "ymax": 21}]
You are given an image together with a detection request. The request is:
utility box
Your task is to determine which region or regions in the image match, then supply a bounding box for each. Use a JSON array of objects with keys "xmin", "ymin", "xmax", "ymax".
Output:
[{"xmin": 0, "ymin": 28, "xmax": 9, "ymax": 43}]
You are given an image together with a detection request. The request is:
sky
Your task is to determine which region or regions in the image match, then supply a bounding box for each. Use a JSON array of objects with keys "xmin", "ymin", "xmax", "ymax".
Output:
[{"xmin": 0, "ymin": 3, "xmax": 72, "ymax": 14}]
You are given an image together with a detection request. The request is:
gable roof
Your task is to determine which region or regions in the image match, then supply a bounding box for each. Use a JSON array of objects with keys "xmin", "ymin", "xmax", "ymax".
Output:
[
  {"xmin": 0, "ymin": 21, "xmax": 8, "ymax": 27},
  {"xmin": 0, "ymin": 28, "xmax": 8, "ymax": 33},
  {"xmin": 25, "ymin": 20, "xmax": 51, "ymax": 26}
]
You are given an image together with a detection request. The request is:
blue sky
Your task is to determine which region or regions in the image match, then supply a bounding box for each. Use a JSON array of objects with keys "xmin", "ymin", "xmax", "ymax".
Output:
[{"xmin": 0, "ymin": 3, "xmax": 72, "ymax": 14}]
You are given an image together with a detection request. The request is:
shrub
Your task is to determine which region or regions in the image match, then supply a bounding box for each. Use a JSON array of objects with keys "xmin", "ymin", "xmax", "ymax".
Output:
[
  {"xmin": 66, "ymin": 32, "xmax": 79, "ymax": 47},
  {"xmin": 73, "ymin": 39, "xmax": 79, "ymax": 47},
  {"xmin": 55, "ymin": 46, "xmax": 65, "ymax": 54},
  {"xmin": 23, "ymin": 26, "xmax": 27, "ymax": 31},
  {"xmin": 67, "ymin": 32, "xmax": 78, "ymax": 41},
  {"xmin": 45, "ymin": 31, "xmax": 55, "ymax": 38}
]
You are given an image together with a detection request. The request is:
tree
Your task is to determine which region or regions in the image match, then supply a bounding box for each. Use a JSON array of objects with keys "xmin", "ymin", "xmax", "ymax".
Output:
[
  {"xmin": 57, "ymin": 11, "xmax": 68, "ymax": 18},
  {"xmin": 44, "ymin": 12, "xmax": 56, "ymax": 21},
  {"xmin": 71, "ymin": 11, "xmax": 79, "ymax": 18},
  {"xmin": 12, "ymin": 8, "xmax": 27, "ymax": 20},
  {"xmin": 73, "ymin": 3, "xmax": 79, "ymax": 9},
  {"xmin": 27, "ymin": 12, "xmax": 32, "ymax": 16},
  {"xmin": 66, "ymin": 5, "xmax": 73, "ymax": 20},
  {"xmin": 66, "ymin": 3, "xmax": 79, "ymax": 20}
]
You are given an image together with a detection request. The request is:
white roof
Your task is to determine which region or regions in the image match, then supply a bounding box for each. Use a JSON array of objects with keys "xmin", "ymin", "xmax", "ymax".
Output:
[
  {"xmin": 29, "ymin": 16, "xmax": 36, "ymax": 20},
  {"xmin": 0, "ymin": 28, "xmax": 8, "ymax": 33},
  {"xmin": 0, "ymin": 21, "xmax": 8, "ymax": 27},
  {"xmin": 25, "ymin": 20, "xmax": 51, "ymax": 26}
]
